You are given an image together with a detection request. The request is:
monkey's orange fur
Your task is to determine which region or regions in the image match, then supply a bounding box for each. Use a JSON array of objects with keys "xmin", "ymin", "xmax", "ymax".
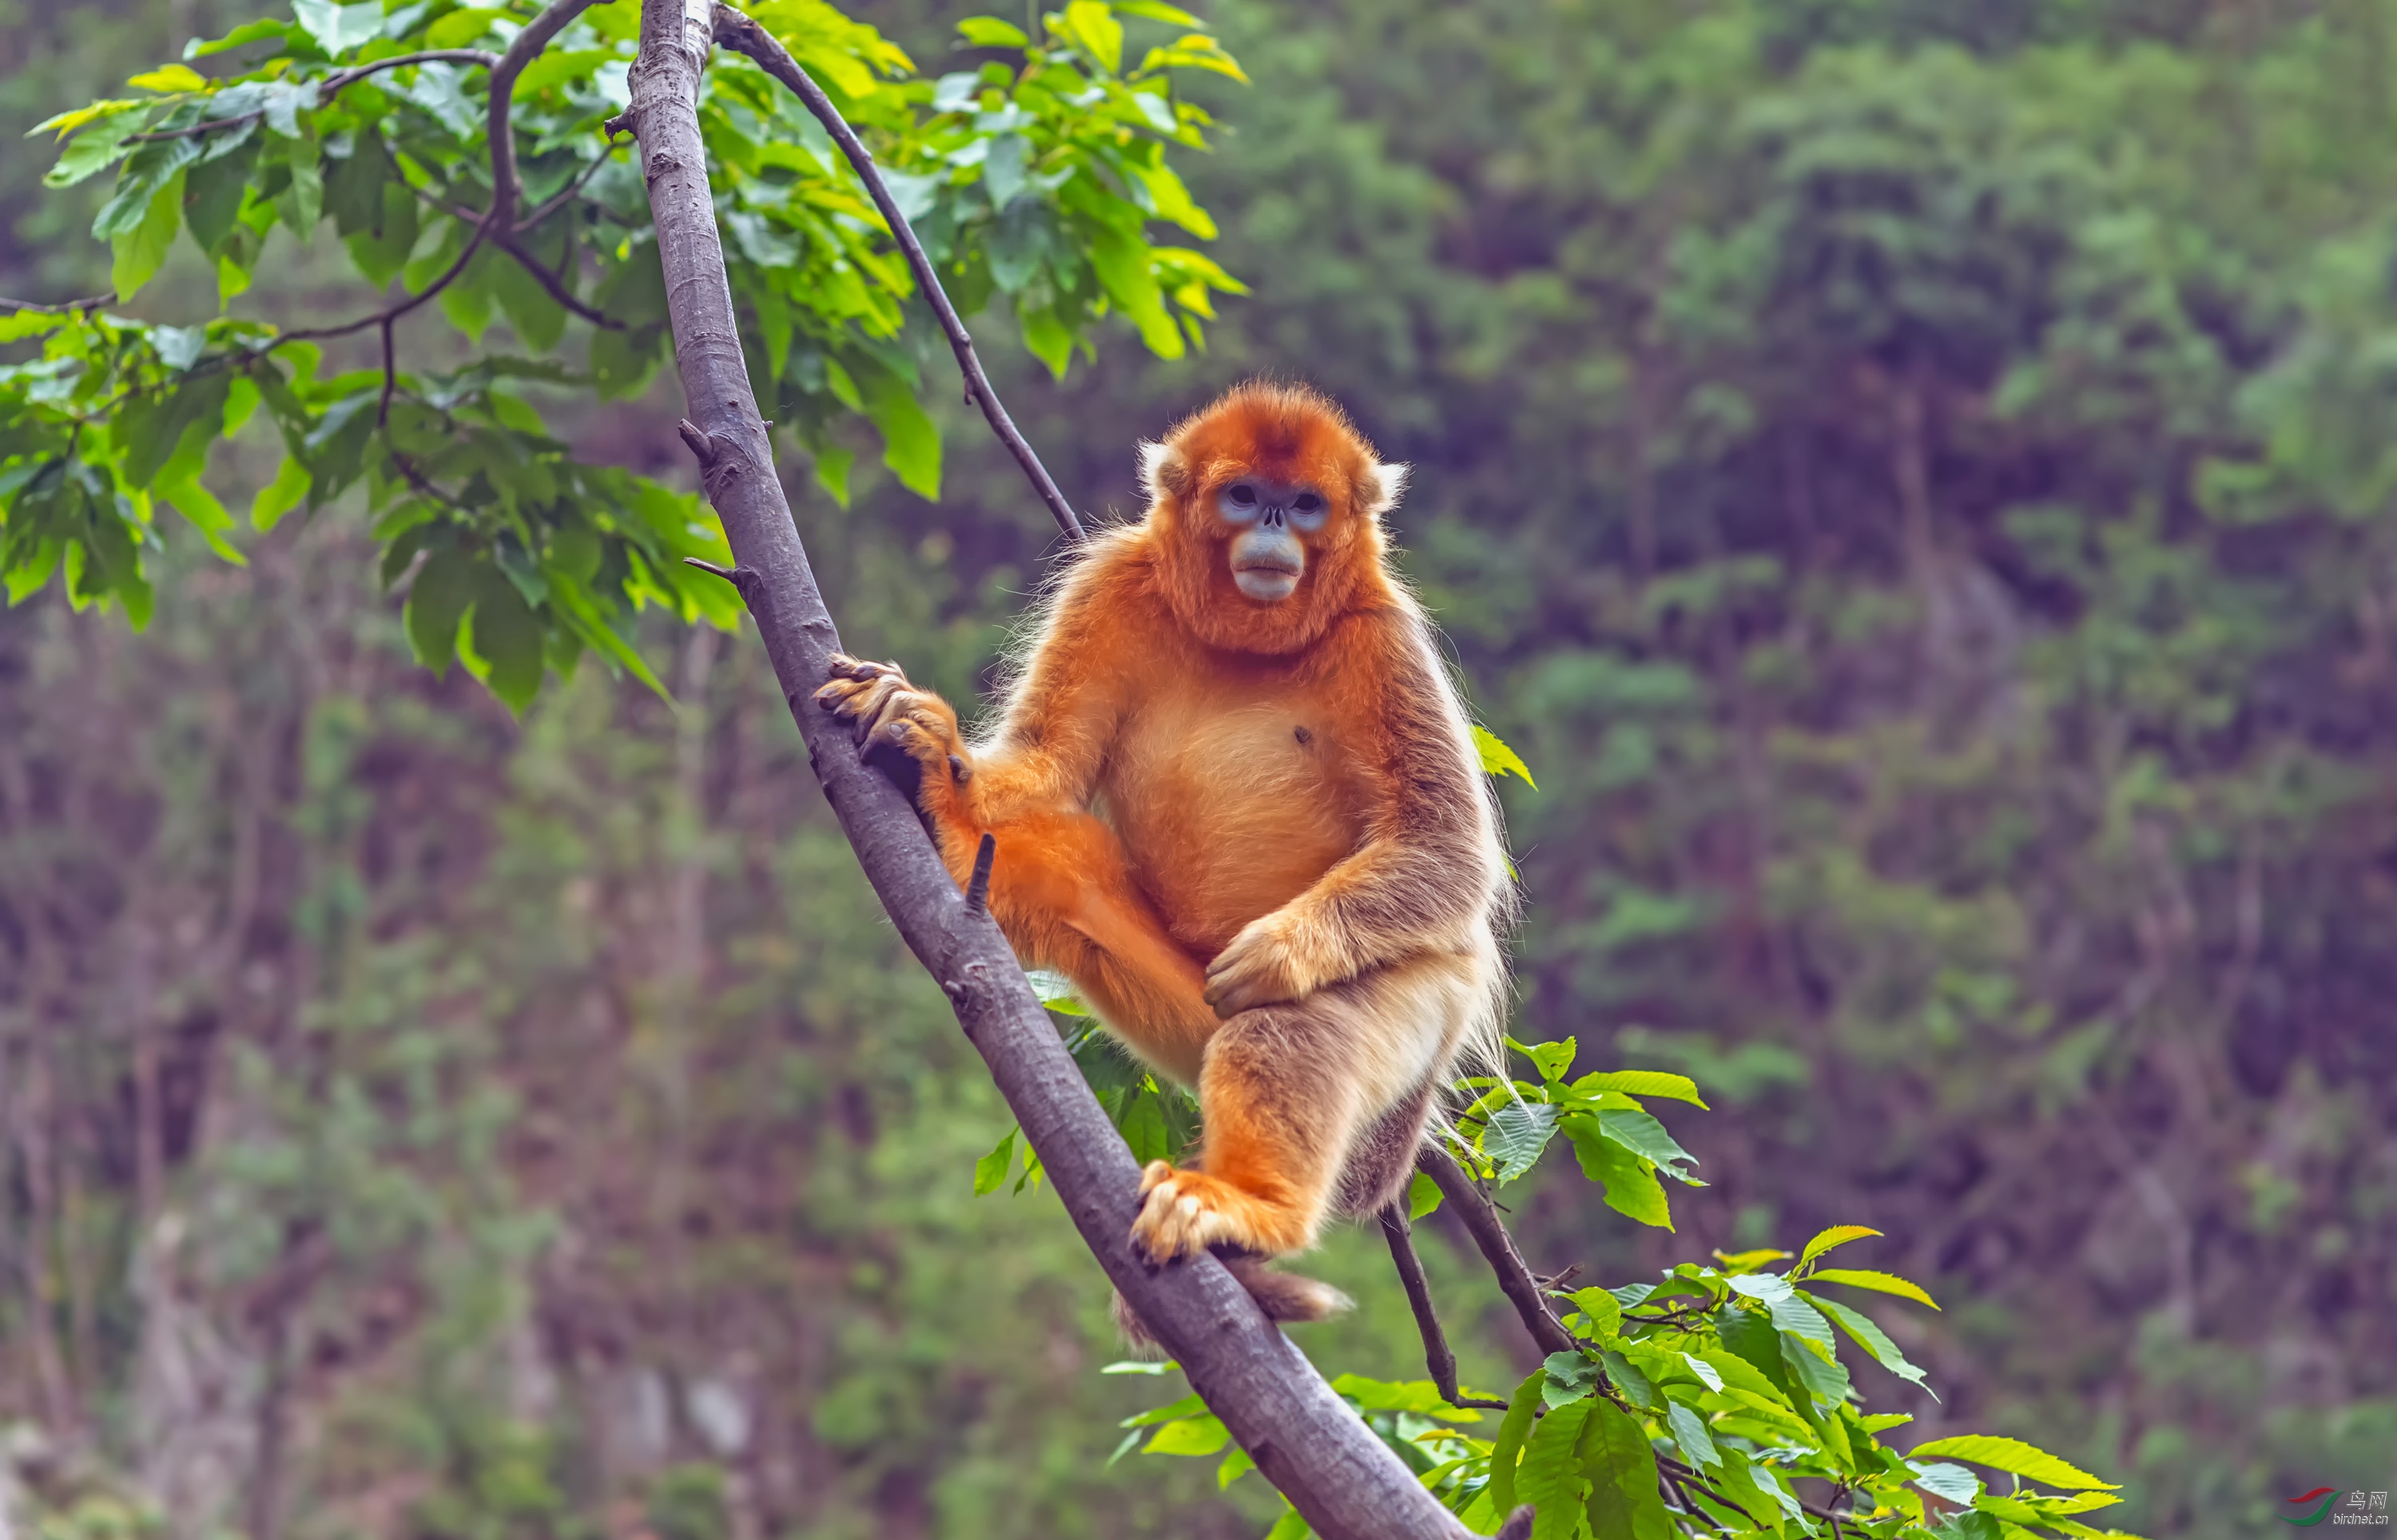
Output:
[{"xmin": 817, "ymin": 383, "xmax": 1510, "ymax": 1324}]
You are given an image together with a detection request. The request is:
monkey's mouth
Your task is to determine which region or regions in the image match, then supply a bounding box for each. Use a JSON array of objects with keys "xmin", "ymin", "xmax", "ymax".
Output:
[{"xmin": 1230, "ymin": 554, "xmax": 1302, "ymax": 602}]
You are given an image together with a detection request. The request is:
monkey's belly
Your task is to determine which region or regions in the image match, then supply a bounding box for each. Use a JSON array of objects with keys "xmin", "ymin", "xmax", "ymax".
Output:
[{"xmin": 1105, "ymin": 705, "xmax": 1365, "ymax": 955}]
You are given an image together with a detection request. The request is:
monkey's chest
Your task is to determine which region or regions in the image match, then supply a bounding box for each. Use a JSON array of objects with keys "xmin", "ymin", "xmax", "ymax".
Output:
[{"xmin": 1103, "ymin": 694, "xmax": 1369, "ymax": 955}]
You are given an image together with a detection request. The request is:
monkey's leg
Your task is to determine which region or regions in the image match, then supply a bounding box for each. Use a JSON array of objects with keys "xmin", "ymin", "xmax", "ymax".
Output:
[
  {"xmin": 942, "ymin": 809, "xmax": 1220, "ymax": 1083},
  {"xmin": 1132, "ymin": 955, "xmax": 1472, "ymax": 1268}
]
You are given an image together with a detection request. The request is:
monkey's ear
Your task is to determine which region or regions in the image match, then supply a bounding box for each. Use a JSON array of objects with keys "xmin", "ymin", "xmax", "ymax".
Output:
[
  {"xmin": 1139, "ymin": 440, "xmax": 1192, "ymax": 502},
  {"xmin": 1361, "ymin": 462, "xmax": 1409, "ymax": 517}
]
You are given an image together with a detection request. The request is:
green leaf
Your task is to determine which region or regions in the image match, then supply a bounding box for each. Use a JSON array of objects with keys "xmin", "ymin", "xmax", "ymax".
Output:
[
  {"xmin": 861, "ymin": 367, "xmax": 940, "ymax": 499},
  {"xmin": 465, "ymin": 566, "xmax": 547, "ymax": 714},
  {"xmin": 277, "ymin": 130, "xmax": 322, "ymax": 235},
  {"xmin": 1483, "ymin": 1100, "xmax": 1558, "ymax": 1183},
  {"xmin": 1570, "ymin": 1070, "xmax": 1707, "ymax": 1108},
  {"xmin": 1806, "ymin": 1292, "xmax": 1933, "ymax": 1392},
  {"xmin": 1779, "ymin": 1331, "xmax": 1850, "ymax": 1406},
  {"xmin": 1592, "ymin": 1105, "xmax": 1698, "ymax": 1181},
  {"xmin": 1473, "ymin": 724, "xmax": 1536, "ymax": 787},
  {"xmin": 1485, "ymin": 1369, "xmax": 1544, "ymax": 1517},
  {"xmin": 1405, "ymin": 1169, "xmax": 1441, "ymax": 1220},
  {"xmin": 158, "ymin": 475, "xmax": 245, "ymax": 565},
  {"xmin": 184, "ymin": 132, "xmax": 260, "ymax": 256},
  {"xmin": 1520, "ymin": 1037, "xmax": 1576, "ymax": 1082},
  {"xmin": 1796, "ymin": 1226, "xmax": 1883, "ymax": 1271},
  {"xmin": 1142, "ymin": 1415, "xmax": 1228, "ymax": 1456},
  {"xmin": 1088, "ymin": 224, "xmax": 1183, "ymax": 359},
  {"xmin": 425, "ymin": 6, "xmax": 508, "ymax": 47},
  {"xmin": 110, "ymin": 174, "xmax": 183, "ymax": 301},
  {"xmin": 957, "ymin": 16, "xmax": 1029, "ymax": 48},
  {"xmin": 1059, "ymin": 0, "xmax": 1123, "ymax": 72},
  {"xmin": 1025, "ymin": 967, "xmax": 1091, "ymax": 1015},
  {"xmin": 1912, "ymin": 1463, "xmax": 1984, "ymax": 1506},
  {"xmin": 1564, "ymin": 1286, "xmax": 1622, "ymax": 1343},
  {"xmin": 1715, "ymin": 1304, "xmax": 1790, "ymax": 1398},
  {"xmin": 972, "ymin": 1126, "xmax": 1016, "ymax": 1196},
  {"xmin": 1803, "ymin": 1269, "xmax": 1941, "ymax": 1310},
  {"xmin": 1216, "ymin": 1444, "xmax": 1254, "ymax": 1489},
  {"xmin": 1517, "ymin": 1400, "xmax": 1591, "ymax": 1540},
  {"xmin": 1905, "ymin": 1436, "xmax": 2118, "ymax": 1491},
  {"xmin": 404, "ymin": 550, "xmax": 476, "ymax": 675},
  {"xmin": 1665, "ymin": 1399, "xmax": 1720, "ymax": 1473},
  {"xmin": 291, "ymin": 0, "xmax": 389, "ymax": 55},
  {"xmin": 1564, "ymin": 1118, "xmax": 1672, "ymax": 1228},
  {"xmin": 1119, "ymin": 1088, "xmax": 1171, "ymax": 1165},
  {"xmin": 1580, "ymin": 1399, "xmax": 1675, "ymax": 1540},
  {"xmin": 348, "ymin": 182, "xmax": 422, "ymax": 289},
  {"xmin": 48, "ymin": 113, "xmax": 143, "ymax": 190}
]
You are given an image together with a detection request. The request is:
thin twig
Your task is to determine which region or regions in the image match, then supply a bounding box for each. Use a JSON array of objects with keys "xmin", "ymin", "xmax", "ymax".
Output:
[
  {"xmin": 1379, "ymin": 1204, "xmax": 1507, "ymax": 1410},
  {"xmin": 520, "ymin": 150, "xmax": 612, "ymax": 229},
  {"xmin": 487, "ymin": 3, "xmax": 599, "ymax": 232},
  {"xmin": 124, "ymin": 50, "xmax": 502, "ymax": 142},
  {"xmin": 377, "ymin": 314, "xmax": 399, "ymax": 425},
  {"xmin": 0, "ymin": 292, "xmax": 114, "ymax": 316},
  {"xmin": 1416, "ymin": 1145, "xmax": 1578, "ymax": 1359},
  {"xmin": 708, "ymin": 1, "xmax": 1085, "ymax": 544},
  {"xmin": 407, "ymin": 183, "xmax": 626, "ymax": 329}
]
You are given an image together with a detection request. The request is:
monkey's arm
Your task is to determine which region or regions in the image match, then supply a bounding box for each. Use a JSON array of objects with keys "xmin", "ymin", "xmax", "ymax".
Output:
[
  {"xmin": 816, "ymin": 550, "xmax": 1219, "ymax": 1072},
  {"xmin": 1202, "ymin": 613, "xmax": 1504, "ymax": 1017}
]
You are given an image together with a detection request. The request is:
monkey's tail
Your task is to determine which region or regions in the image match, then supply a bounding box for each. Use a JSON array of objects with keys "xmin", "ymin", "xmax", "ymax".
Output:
[{"xmin": 1111, "ymin": 1252, "xmax": 1353, "ymax": 1350}]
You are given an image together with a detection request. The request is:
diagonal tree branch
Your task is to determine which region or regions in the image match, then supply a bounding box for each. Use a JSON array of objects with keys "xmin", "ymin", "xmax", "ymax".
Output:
[
  {"xmin": 1419, "ymin": 1145, "xmax": 1580, "ymax": 1358},
  {"xmin": 624, "ymin": 2, "xmax": 1464, "ymax": 1534},
  {"xmin": 1381, "ymin": 1201, "xmax": 1508, "ymax": 1411},
  {"xmin": 709, "ymin": 2, "xmax": 1084, "ymax": 543}
]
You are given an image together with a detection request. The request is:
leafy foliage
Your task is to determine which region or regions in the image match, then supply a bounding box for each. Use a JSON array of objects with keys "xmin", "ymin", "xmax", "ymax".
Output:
[
  {"xmin": 1123, "ymin": 1046, "xmax": 2136, "ymax": 1540},
  {"xmin": 3, "ymin": 0, "xmax": 1242, "ymax": 710}
]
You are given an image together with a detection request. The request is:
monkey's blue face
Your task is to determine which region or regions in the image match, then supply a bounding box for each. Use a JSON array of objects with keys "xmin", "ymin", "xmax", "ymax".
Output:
[{"xmin": 1217, "ymin": 478, "xmax": 1328, "ymax": 602}]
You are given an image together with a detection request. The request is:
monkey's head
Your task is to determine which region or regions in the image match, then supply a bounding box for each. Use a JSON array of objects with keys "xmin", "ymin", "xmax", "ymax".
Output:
[{"xmin": 1139, "ymin": 381, "xmax": 1407, "ymax": 655}]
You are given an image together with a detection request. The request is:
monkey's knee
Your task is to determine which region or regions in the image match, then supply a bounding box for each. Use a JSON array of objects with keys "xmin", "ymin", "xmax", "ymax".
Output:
[{"xmin": 1333, "ymin": 1078, "xmax": 1435, "ymax": 1218}]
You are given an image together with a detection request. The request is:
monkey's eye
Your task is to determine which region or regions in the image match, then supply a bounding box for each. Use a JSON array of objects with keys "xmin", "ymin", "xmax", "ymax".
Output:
[
  {"xmin": 1292, "ymin": 493, "xmax": 1322, "ymax": 513},
  {"xmin": 1228, "ymin": 485, "xmax": 1258, "ymax": 506}
]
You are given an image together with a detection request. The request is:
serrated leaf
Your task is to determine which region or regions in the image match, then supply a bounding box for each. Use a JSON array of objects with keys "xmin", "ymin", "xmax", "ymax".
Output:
[
  {"xmin": 1486, "ymin": 1370, "xmax": 1544, "ymax": 1516},
  {"xmin": 1565, "ymin": 1286, "xmax": 1622, "ymax": 1343},
  {"xmin": 1807, "ymin": 1292, "xmax": 1933, "ymax": 1392},
  {"xmin": 1580, "ymin": 1399, "xmax": 1675, "ymax": 1540},
  {"xmin": 1517, "ymin": 1400, "xmax": 1591, "ymax": 1540},
  {"xmin": 1571, "ymin": 1070, "xmax": 1706, "ymax": 1107},
  {"xmin": 1906, "ymin": 1436, "xmax": 2117, "ymax": 1491},
  {"xmin": 1565, "ymin": 1117, "xmax": 1672, "ymax": 1228},
  {"xmin": 1804, "ymin": 1269, "xmax": 1941, "ymax": 1310},
  {"xmin": 1519, "ymin": 1036, "xmax": 1575, "ymax": 1082},
  {"xmin": 1913, "ymin": 1463, "xmax": 1984, "ymax": 1506},
  {"xmin": 1405, "ymin": 1169, "xmax": 1441, "ymax": 1220},
  {"xmin": 1473, "ymin": 723, "xmax": 1536, "ymax": 786},
  {"xmin": 1797, "ymin": 1226, "xmax": 1883, "ymax": 1270},
  {"xmin": 1665, "ymin": 1399, "xmax": 1721, "ymax": 1473},
  {"xmin": 1483, "ymin": 1100, "xmax": 1559, "ymax": 1184},
  {"xmin": 1592, "ymin": 1105, "xmax": 1698, "ymax": 1181},
  {"xmin": 464, "ymin": 566, "xmax": 546, "ymax": 713}
]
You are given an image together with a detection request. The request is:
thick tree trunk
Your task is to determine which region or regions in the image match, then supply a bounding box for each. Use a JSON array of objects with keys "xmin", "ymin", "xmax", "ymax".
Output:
[{"xmin": 622, "ymin": 4, "xmax": 1469, "ymax": 1536}]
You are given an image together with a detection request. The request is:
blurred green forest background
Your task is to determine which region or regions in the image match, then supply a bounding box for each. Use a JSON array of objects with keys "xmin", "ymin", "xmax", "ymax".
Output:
[{"xmin": 5, "ymin": 0, "xmax": 2396, "ymax": 1536}]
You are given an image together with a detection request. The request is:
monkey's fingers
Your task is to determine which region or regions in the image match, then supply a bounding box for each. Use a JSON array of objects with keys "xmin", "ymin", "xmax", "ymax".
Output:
[{"xmin": 1202, "ymin": 935, "xmax": 1303, "ymax": 1018}]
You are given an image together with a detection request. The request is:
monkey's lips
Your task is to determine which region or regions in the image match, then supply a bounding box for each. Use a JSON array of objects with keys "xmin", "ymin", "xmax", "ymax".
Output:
[{"xmin": 1230, "ymin": 554, "xmax": 1302, "ymax": 602}]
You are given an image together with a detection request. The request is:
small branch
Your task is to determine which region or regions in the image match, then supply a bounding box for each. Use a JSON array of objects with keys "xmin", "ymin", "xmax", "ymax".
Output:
[
  {"xmin": 1417, "ymin": 1145, "xmax": 1578, "ymax": 1359},
  {"xmin": 1380, "ymin": 1204, "xmax": 1509, "ymax": 1411},
  {"xmin": 487, "ymin": 2, "xmax": 600, "ymax": 233},
  {"xmin": 125, "ymin": 50, "xmax": 502, "ymax": 142},
  {"xmin": 0, "ymin": 292, "xmax": 114, "ymax": 316},
  {"xmin": 521, "ymin": 151, "xmax": 613, "ymax": 230},
  {"xmin": 708, "ymin": 1, "xmax": 1085, "ymax": 544},
  {"xmin": 376, "ymin": 313, "xmax": 399, "ymax": 425},
  {"xmin": 408, "ymin": 183, "xmax": 626, "ymax": 329}
]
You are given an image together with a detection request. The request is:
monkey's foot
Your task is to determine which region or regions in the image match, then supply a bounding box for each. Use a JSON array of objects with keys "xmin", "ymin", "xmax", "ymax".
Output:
[
  {"xmin": 1131, "ymin": 1161, "xmax": 1311, "ymax": 1263},
  {"xmin": 813, "ymin": 653, "xmax": 968, "ymax": 780}
]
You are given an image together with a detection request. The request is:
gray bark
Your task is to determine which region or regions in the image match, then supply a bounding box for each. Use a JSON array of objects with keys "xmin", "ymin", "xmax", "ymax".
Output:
[{"xmin": 623, "ymin": 4, "xmax": 1469, "ymax": 1535}]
